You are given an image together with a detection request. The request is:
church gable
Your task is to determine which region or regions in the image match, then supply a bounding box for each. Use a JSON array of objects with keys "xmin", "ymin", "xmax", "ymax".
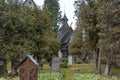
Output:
[
  {"xmin": 24, "ymin": 0, "xmax": 36, "ymax": 8},
  {"xmin": 61, "ymin": 27, "xmax": 73, "ymax": 44},
  {"xmin": 58, "ymin": 14, "xmax": 70, "ymax": 40}
]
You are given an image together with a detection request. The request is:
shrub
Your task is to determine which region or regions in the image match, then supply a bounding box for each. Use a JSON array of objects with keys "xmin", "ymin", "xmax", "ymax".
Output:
[
  {"xmin": 73, "ymin": 73, "xmax": 119, "ymax": 80},
  {"xmin": 38, "ymin": 72, "xmax": 63, "ymax": 80},
  {"xmin": 74, "ymin": 61, "xmax": 82, "ymax": 64},
  {"xmin": 0, "ymin": 77, "xmax": 19, "ymax": 80},
  {"xmin": 60, "ymin": 59, "xmax": 68, "ymax": 68},
  {"xmin": 0, "ymin": 73, "xmax": 63, "ymax": 80}
]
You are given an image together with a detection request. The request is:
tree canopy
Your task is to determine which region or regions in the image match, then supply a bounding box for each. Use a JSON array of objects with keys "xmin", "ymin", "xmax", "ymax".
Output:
[
  {"xmin": 0, "ymin": 1, "xmax": 60, "ymax": 59},
  {"xmin": 71, "ymin": 0, "xmax": 120, "ymax": 75},
  {"xmin": 44, "ymin": 0, "xmax": 61, "ymax": 36}
]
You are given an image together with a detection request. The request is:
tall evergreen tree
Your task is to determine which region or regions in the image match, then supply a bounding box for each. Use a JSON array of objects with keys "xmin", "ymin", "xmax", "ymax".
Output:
[
  {"xmin": 73, "ymin": 0, "xmax": 120, "ymax": 75},
  {"xmin": 0, "ymin": 1, "xmax": 52, "ymax": 58},
  {"xmin": 97, "ymin": 0, "xmax": 120, "ymax": 76},
  {"xmin": 0, "ymin": 1, "xmax": 60, "ymax": 74},
  {"xmin": 74, "ymin": 0, "xmax": 101, "ymax": 73},
  {"xmin": 44, "ymin": 0, "xmax": 61, "ymax": 36},
  {"xmin": 69, "ymin": 26, "xmax": 83, "ymax": 55}
]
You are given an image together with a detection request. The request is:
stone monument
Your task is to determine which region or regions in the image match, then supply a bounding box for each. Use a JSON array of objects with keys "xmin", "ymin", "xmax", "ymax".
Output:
[
  {"xmin": 51, "ymin": 56, "xmax": 60, "ymax": 72},
  {"xmin": 68, "ymin": 55, "xmax": 72, "ymax": 66}
]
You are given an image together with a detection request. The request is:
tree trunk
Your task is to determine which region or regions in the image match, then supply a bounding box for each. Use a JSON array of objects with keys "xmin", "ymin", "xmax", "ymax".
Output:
[
  {"xmin": 11, "ymin": 59, "xmax": 17, "ymax": 76},
  {"xmin": 94, "ymin": 48, "xmax": 101, "ymax": 74},
  {"xmin": 98, "ymin": 48, "xmax": 101, "ymax": 73},
  {"xmin": 104, "ymin": 60, "xmax": 112, "ymax": 76},
  {"xmin": 82, "ymin": 53, "xmax": 87, "ymax": 62}
]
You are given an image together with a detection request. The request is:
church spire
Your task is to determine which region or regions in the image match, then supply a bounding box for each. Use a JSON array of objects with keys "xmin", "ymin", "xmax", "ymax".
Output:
[
  {"xmin": 62, "ymin": 7, "xmax": 68, "ymax": 22},
  {"xmin": 64, "ymin": 6, "xmax": 66, "ymax": 16}
]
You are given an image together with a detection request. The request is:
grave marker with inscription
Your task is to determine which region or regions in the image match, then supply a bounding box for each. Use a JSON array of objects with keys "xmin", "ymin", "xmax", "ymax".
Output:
[
  {"xmin": 0, "ymin": 59, "xmax": 7, "ymax": 74},
  {"xmin": 11, "ymin": 59, "xmax": 20, "ymax": 76},
  {"xmin": 51, "ymin": 56, "xmax": 60, "ymax": 72},
  {"xmin": 68, "ymin": 55, "xmax": 72, "ymax": 66}
]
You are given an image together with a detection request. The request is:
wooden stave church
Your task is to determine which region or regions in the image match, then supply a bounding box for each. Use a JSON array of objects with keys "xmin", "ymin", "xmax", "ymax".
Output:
[{"xmin": 58, "ymin": 14, "xmax": 73, "ymax": 57}]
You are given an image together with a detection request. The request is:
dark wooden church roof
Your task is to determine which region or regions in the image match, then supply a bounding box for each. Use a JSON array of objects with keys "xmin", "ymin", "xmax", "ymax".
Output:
[
  {"xmin": 58, "ymin": 14, "xmax": 73, "ymax": 52},
  {"xmin": 61, "ymin": 27, "xmax": 73, "ymax": 44},
  {"xmin": 62, "ymin": 14, "xmax": 68, "ymax": 22},
  {"xmin": 58, "ymin": 13, "xmax": 73, "ymax": 41}
]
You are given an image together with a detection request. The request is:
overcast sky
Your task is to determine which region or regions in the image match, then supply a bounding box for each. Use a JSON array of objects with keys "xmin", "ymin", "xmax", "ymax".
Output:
[{"xmin": 33, "ymin": 0, "xmax": 76, "ymax": 30}]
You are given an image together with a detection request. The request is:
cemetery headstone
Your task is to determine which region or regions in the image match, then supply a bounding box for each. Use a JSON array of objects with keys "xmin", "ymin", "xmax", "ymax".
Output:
[
  {"xmin": 58, "ymin": 50, "xmax": 62, "ymax": 59},
  {"xmin": 51, "ymin": 56, "xmax": 60, "ymax": 72},
  {"xmin": 11, "ymin": 59, "xmax": 20, "ymax": 76},
  {"xmin": 17, "ymin": 55, "xmax": 39, "ymax": 80},
  {"xmin": 68, "ymin": 55, "xmax": 72, "ymax": 66},
  {"xmin": 0, "ymin": 59, "xmax": 7, "ymax": 74}
]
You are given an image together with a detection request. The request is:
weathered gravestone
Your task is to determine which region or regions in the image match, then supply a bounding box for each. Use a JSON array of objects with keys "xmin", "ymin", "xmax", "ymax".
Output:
[
  {"xmin": 0, "ymin": 59, "xmax": 7, "ymax": 74},
  {"xmin": 68, "ymin": 55, "xmax": 73, "ymax": 66},
  {"xmin": 17, "ymin": 55, "xmax": 39, "ymax": 80},
  {"xmin": 51, "ymin": 56, "xmax": 60, "ymax": 72},
  {"xmin": 11, "ymin": 59, "xmax": 20, "ymax": 76},
  {"xmin": 58, "ymin": 50, "xmax": 62, "ymax": 59}
]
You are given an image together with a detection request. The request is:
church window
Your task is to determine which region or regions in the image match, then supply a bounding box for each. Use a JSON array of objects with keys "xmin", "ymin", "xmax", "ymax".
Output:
[{"xmin": 29, "ymin": 1, "xmax": 32, "ymax": 4}]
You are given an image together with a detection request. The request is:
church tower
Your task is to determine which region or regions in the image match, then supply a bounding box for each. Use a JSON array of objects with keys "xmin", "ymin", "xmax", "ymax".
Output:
[
  {"xmin": 58, "ymin": 13, "xmax": 73, "ymax": 57},
  {"xmin": 59, "ymin": 14, "xmax": 69, "ymax": 39}
]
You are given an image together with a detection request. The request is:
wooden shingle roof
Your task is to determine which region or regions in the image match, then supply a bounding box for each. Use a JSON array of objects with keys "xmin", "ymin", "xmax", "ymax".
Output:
[{"xmin": 17, "ymin": 55, "xmax": 39, "ymax": 68}]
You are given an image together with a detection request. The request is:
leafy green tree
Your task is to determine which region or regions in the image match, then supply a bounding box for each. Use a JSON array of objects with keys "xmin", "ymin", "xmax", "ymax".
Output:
[
  {"xmin": 43, "ymin": 31, "xmax": 60, "ymax": 56},
  {"xmin": 74, "ymin": 0, "xmax": 101, "ymax": 73},
  {"xmin": 0, "ymin": 1, "xmax": 48, "ymax": 74},
  {"xmin": 74, "ymin": 0, "xmax": 120, "ymax": 75},
  {"xmin": 0, "ymin": 1, "xmax": 61, "ymax": 74},
  {"xmin": 69, "ymin": 26, "xmax": 82, "ymax": 55},
  {"xmin": 0, "ymin": 2, "xmax": 33, "ymax": 75},
  {"xmin": 0, "ymin": 1, "xmax": 25, "ymax": 59},
  {"xmin": 97, "ymin": 0, "xmax": 120, "ymax": 76}
]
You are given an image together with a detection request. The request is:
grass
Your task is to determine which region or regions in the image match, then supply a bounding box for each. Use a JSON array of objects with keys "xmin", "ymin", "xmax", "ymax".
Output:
[
  {"xmin": 40, "ymin": 63, "xmax": 120, "ymax": 80},
  {"xmin": 7, "ymin": 61, "xmax": 11, "ymax": 71},
  {"xmin": 41, "ymin": 63, "xmax": 94, "ymax": 80},
  {"xmin": 112, "ymin": 67, "xmax": 120, "ymax": 78},
  {"xmin": 6, "ymin": 61, "xmax": 120, "ymax": 80}
]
